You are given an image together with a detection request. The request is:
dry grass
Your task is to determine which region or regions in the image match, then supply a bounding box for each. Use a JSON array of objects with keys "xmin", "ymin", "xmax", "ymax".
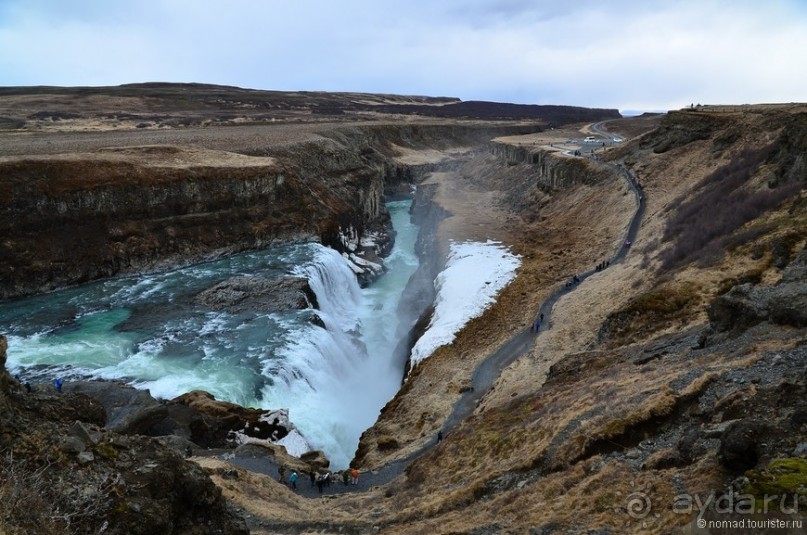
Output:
[
  {"xmin": 599, "ymin": 282, "xmax": 702, "ymax": 346},
  {"xmin": 336, "ymin": 107, "xmax": 807, "ymax": 533},
  {"xmin": 365, "ymin": 316, "xmax": 807, "ymax": 533},
  {"xmin": 0, "ymin": 453, "xmax": 119, "ymax": 535},
  {"xmin": 355, "ymin": 138, "xmax": 636, "ymax": 468},
  {"xmin": 658, "ymin": 142, "xmax": 802, "ymax": 272}
]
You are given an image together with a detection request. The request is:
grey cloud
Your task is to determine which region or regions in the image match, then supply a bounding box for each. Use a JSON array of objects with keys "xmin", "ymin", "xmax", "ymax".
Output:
[{"xmin": 0, "ymin": 0, "xmax": 804, "ymax": 111}]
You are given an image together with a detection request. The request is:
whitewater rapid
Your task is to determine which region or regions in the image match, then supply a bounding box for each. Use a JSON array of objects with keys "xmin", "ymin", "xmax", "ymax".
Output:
[{"xmin": 1, "ymin": 200, "xmax": 522, "ymax": 469}]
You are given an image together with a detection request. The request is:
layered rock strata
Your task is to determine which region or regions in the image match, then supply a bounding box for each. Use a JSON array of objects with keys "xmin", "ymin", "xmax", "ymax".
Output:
[{"xmin": 0, "ymin": 123, "xmax": 543, "ymax": 300}]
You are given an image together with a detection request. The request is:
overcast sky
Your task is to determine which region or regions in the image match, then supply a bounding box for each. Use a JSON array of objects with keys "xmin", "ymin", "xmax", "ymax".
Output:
[{"xmin": 1, "ymin": 0, "xmax": 805, "ymax": 112}]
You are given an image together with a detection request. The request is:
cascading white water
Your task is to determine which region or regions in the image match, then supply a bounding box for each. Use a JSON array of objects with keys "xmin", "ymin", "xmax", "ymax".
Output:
[
  {"xmin": 265, "ymin": 201, "xmax": 419, "ymax": 467},
  {"xmin": 1, "ymin": 200, "xmax": 419, "ymax": 469}
]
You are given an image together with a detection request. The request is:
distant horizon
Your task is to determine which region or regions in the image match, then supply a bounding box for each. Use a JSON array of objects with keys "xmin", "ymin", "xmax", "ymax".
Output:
[{"xmin": 4, "ymin": 80, "xmax": 802, "ymax": 118}]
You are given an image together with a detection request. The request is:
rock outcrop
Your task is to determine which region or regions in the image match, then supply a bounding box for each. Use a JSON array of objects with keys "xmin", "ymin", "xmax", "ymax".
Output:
[
  {"xmin": 0, "ymin": 337, "xmax": 248, "ymax": 534},
  {"xmin": 638, "ymin": 109, "xmax": 724, "ymax": 153},
  {"xmin": 193, "ymin": 274, "xmax": 318, "ymax": 314},
  {"xmin": 62, "ymin": 381, "xmax": 307, "ymax": 451},
  {"xmin": 0, "ymin": 143, "xmax": 380, "ymax": 300},
  {"xmin": 708, "ymin": 246, "xmax": 807, "ymax": 333},
  {"xmin": 488, "ymin": 140, "xmax": 611, "ymax": 189}
]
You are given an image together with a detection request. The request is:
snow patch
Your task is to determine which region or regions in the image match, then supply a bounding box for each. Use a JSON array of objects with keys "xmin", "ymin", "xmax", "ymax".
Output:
[
  {"xmin": 409, "ymin": 240, "xmax": 521, "ymax": 366},
  {"xmin": 229, "ymin": 409, "xmax": 314, "ymax": 458},
  {"xmin": 348, "ymin": 253, "xmax": 384, "ymax": 275},
  {"xmin": 276, "ymin": 429, "xmax": 312, "ymax": 457}
]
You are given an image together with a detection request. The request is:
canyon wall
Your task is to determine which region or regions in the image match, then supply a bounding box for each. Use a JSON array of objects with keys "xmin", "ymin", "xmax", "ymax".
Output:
[
  {"xmin": 0, "ymin": 148, "xmax": 365, "ymax": 300},
  {"xmin": 488, "ymin": 140, "xmax": 609, "ymax": 190},
  {"xmin": 0, "ymin": 123, "xmax": 540, "ymax": 300}
]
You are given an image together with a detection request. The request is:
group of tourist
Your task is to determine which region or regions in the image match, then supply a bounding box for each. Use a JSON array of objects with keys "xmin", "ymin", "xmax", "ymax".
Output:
[{"xmin": 278, "ymin": 465, "xmax": 361, "ymax": 494}]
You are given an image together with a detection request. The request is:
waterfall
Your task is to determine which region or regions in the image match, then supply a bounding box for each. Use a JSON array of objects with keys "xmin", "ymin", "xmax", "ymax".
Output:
[
  {"xmin": 296, "ymin": 246, "xmax": 365, "ymax": 336},
  {"xmin": 0, "ymin": 202, "xmax": 419, "ymax": 471}
]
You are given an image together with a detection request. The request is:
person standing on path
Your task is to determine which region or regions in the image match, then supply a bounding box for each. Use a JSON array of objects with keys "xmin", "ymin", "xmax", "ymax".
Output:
[
  {"xmin": 350, "ymin": 467, "xmax": 359, "ymax": 485},
  {"xmin": 289, "ymin": 471, "xmax": 298, "ymax": 490}
]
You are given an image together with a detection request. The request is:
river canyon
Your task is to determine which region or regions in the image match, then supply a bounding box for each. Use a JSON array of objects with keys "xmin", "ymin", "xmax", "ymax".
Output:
[{"xmin": 1, "ymin": 86, "xmax": 804, "ymax": 534}]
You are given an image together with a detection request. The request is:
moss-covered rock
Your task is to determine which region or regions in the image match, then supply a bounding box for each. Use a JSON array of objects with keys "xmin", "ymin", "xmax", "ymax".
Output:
[{"xmin": 744, "ymin": 457, "xmax": 807, "ymax": 497}]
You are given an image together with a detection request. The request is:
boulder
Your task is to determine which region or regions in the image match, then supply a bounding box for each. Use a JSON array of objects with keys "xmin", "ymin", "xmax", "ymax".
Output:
[
  {"xmin": 69, "ymin": 420, "xmax": 101, "ymax": 446},
  {"xmin": 300, "ymin": 449, "xmax": 330, "ymax": 470},
  {"xmin": 193, "ymin": 275, "xmax": 317, "ymax": 314},
  {"xmin": 112, "ymin": 404, "xmax": 170, "ymax": 435},
  {"xmin": 76, "ymin": 451, "xmax": 95, "ymax": 464},
  {"xmin": 709, "ymin": 247, "xmax": 807, "ymax": 332},
  {"xmin": 58, "ymin": 435, "xmax": 86, "ymax": 454},
  {"xmin": 768, "ymin": 284, "xmax": 807, "ymax": 327},
  {"xmin": 170, "ymin": 390, "xmax": 292, "ymax": 447},
  {"xmin": 708, "ymin": 283, "xmax": 768, "ymax": 333},
  {"xmin": 767, "ymin": 250, "xmax": 807, "ymax": 326},
  {"xmin": 719, "ymin": 419, "xmax": 765, "ymax": 472},
  {"xmin": 65, "ymin": 381, "xmax": 158, "ymax": 430}
]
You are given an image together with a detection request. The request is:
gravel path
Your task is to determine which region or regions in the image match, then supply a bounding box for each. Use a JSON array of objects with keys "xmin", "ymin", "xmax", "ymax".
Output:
[{"xmin": 442, "ymin": 160, "xmax": 644, "ymax": 436}]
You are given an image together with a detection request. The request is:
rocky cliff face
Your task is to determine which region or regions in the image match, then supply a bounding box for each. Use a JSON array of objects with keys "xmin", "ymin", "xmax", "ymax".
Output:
[
  {"xmin": 0, "ymin": 117, "xmax": 549, "ymax": 532},
  {"xmin": 3, "ymin": 99, "xmax": 806, "ymax": 533},
  {"xmin": 0, "ymin": 144, "xmax": 374, "ymax": 299},
  {"xmin": 337, "ymin": 105, "xmax": 807, "ymax": 533},
  {"xmin": 488, "ymin": 140, "xmax": 610, "ymax": 190}
]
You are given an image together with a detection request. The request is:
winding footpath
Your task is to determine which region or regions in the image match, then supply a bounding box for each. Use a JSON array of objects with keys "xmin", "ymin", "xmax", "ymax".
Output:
[{"xmin": 221, "ymin": 125, "xmax": 646, "ymax": 499}]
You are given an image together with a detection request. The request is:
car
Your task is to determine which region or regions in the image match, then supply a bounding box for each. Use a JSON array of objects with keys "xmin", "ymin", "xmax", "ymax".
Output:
[{"xmin": 583, "ymin": 136, "xmax": 597, "ymax": 143}]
